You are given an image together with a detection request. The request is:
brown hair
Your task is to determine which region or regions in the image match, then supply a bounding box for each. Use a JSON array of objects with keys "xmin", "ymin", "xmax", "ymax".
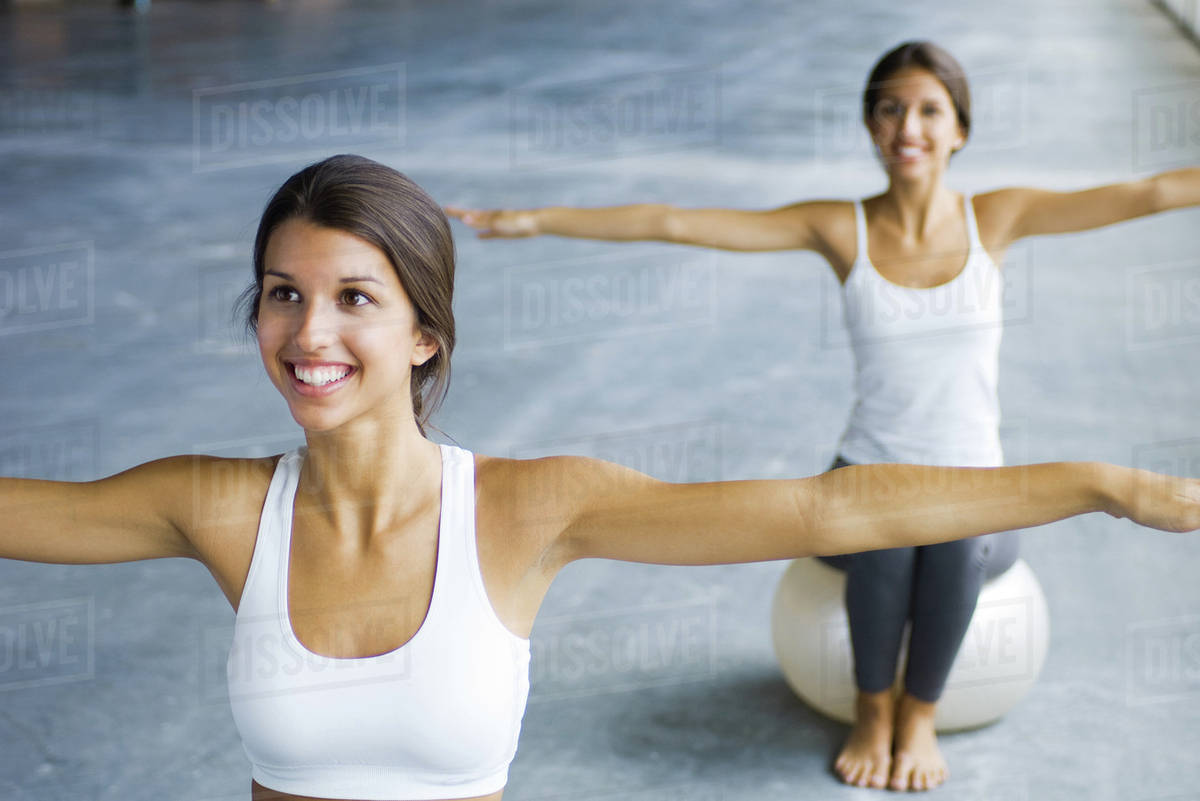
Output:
[
  {"xmin": 862, "ymin": 41, "xmax": 971, "ymax": 144},
  {"xmin": 240, "ymin": 154, "xmax": 456, "ymax": 433}
]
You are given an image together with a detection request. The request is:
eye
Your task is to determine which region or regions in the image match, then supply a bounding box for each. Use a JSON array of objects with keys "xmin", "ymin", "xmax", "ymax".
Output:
[
  {"xmin": 267, "ymin": 284, "xmax": 300, "ymax": 303},
  {"xmin": 922, "ymin": 102, "xmax": 943, "ymax": 117},
  {"xmin": 341, "ymin": 288, "xmax": 374, "ymax": 307},
  {"xmin": 876, "ymin": 100, "xmax": 903, "ymax": 118}
]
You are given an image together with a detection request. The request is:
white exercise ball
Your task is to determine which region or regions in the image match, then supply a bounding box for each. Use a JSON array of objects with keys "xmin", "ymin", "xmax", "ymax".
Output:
[{"xmin": 770, "ymin": 557, "xmax": 1050, "ymax": 732}]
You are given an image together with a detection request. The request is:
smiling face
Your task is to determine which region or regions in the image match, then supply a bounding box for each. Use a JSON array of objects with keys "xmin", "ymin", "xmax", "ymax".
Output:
[
  {"xmin": 256, "ymin": 218, "xmax": 438, "ymax": 433},
  {"xmin": 866, "ymin": 66, "xmax": 966, "ymax": 180}
]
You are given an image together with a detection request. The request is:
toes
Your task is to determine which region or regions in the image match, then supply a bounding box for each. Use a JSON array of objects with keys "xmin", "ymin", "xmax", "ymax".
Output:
[
  {"xmin": 868, "ymin": 765, "xmax": 890, "ymax": 789},
  {"xmin": 890, "ymin": 754, "xmax": 916, "ymax": 791},
  {"xmin": 833, "ymin": 756, "xmax": 855, "ymax": 785}
]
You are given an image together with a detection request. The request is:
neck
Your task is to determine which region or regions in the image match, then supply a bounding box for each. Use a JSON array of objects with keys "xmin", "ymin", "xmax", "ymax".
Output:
[
  {"xmin": 298, "ymin": 409, "xmax": 443, "ymax": 541},
  {"xmin": 881, "ymin": 171, "xmax": 956, "ymax": 240}
]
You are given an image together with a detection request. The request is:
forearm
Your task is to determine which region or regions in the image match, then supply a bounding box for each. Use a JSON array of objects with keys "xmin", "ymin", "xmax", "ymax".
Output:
[
  {"xmin": 804, "ymin": 461, "xmax": 1114, "ymax": 557},
  {"xmin": 531, "ymin": 203, "xmax": 672, "ymax": 241},
  {"xmin": 1151, "ymin": 166, "xmax": 1200, "ymax": 212}
]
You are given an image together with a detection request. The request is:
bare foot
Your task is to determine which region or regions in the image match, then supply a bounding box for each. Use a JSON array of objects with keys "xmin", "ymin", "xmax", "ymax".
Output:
[
  {"xmin": 833, "ymin": 689, "xmax": 894, "ymax": 789},
  {"xmin": 889, "ymin": 692, "xmax": 949, "ymax": 791}
]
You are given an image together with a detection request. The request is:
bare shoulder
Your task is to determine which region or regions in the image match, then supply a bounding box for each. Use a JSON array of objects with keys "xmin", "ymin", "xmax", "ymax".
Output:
[
  {"xmin": 156, "ymin": 453, "xmax": 279, "ymax": 605},
  {"xmin": 168, "ymin": 454, "xmax": 278, "ymax": 540},
  {"xmin": 970, "ymin": 188, "xmax": 1036, "ymax": 248},
  {"xmin": 474, "ymin": 453, "xmax": 647, "ymax": 570},
  {"xmin": 795, "ymin": 199, "xmax": 858, "ymax": 282},
  {"xmin": 474, "ymin": 453, "xmax": 580, "ymax": 536}
]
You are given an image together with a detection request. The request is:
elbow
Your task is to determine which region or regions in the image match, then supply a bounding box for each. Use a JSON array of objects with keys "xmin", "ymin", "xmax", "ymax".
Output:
[
  {"xmin": 1147, "ymin": 175, "xmax": 1169, "ymax": 215},
  {"xmin": 790, "ymin": 476, "xmax": 833, "ymax": 559},
  {"xmin": 657, "ymin": 205, "xmax": 687, "ymax": 243}
]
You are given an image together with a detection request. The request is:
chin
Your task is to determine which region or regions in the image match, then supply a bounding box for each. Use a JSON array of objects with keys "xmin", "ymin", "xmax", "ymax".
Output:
[
  {"xmin": 889, "ymin": 160, "xmax": 944, "ymax": 180},
  {"xmin": 286, "ymin": 405, "xmax": 349, "ymax": 435}
]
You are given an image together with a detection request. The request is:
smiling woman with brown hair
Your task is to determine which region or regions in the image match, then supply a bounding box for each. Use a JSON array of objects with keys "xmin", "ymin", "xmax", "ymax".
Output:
[
  {"xmin": 1, "ymin": 153, "xmax": 1197, "ymax": 801},
  {"xmin": 446, "ymin": 41, "xmax": 1200, "ymax": 792}
]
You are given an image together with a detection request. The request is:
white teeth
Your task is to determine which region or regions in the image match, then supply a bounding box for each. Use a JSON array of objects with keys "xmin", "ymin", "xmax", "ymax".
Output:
[{"xmin": 294, "ymin": 365, "xmax": 351, "ymax": 386}]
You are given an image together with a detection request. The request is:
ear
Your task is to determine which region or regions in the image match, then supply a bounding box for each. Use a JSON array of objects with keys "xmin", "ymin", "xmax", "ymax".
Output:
[
  {"xmin": 411, "ymin": 328, "xmax": 438, "ymax": 367},
  {"xmin": 952, "ymin": 126, "xmax": 966, "ymax": 152}
]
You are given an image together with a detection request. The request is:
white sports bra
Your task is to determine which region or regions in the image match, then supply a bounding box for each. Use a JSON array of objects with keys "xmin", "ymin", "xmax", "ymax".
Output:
[
  {"xmin": 227, "ymin": 444, "xmax": 531, "ymax": 800},
  {"xmin": 837, "ymin": 194, "xmax": 1005, "ymax": 467}
]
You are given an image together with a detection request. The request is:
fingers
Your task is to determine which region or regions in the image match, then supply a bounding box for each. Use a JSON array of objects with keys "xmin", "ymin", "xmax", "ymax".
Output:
[
  {"xmin": 444, "ymin": 205, "xmax": 519, "ymax": 239},
  {"xmin": 444, "ymin": 206, "xmax": 499, "ymax": 239},
  {"xmin": 443, "ymin": 205, "xmax": 484, "ymax": 226}
]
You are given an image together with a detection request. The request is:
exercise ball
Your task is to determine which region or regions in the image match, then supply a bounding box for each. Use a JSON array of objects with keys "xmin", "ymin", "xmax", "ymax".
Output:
[{"xmin": 770, "ymin": 557, "xmax": 1049, "ymax": 732}]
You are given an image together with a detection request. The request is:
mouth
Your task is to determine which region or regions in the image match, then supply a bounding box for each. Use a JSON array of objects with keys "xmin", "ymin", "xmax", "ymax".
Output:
[
  {"xmin": 285, "ymin": 361, "xmax": 357, "ymax": 396},
  {"xmin": 891, "ymin": 145, "xmax": 928, "ymax": 163}
]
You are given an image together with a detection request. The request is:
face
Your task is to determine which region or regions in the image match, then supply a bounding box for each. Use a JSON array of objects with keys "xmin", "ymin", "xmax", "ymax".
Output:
[
  {"xmin": 256, "ymin": 218, "xmax": 437, "ymax": 433},
  {"xmin": 866, "ymin": 66, "xmax": 965, "ymax": 178}
]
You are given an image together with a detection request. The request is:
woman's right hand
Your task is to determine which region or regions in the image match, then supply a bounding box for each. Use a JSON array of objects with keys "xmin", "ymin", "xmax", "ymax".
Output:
[
  {"xmin": 444, "ymin": 206, "xmax": 540, "ymax": 238},
  {"xmin": 1103, "ymin": 465, "xmax": 1200, "ymax": 533}
]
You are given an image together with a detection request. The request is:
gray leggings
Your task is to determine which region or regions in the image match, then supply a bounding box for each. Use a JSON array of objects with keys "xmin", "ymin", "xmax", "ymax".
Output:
[{"xmin": 817, "ymin": 455, "xmax": 1020, "ymax": 703}]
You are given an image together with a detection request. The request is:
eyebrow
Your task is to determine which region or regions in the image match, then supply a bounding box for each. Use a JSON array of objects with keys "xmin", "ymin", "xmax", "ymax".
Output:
[{"xmin": 264, "ymin": 270, "xmax": 383, "ymax": 284}]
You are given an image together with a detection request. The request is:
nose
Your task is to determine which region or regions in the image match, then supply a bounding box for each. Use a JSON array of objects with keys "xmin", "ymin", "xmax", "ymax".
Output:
[
  {"xmin": 900, "ymin": 106, "xmax": 923, "ymax": 139},
  {"xmin": 293, "ymin": 299, "xmax": 338, "ymax": 353}
]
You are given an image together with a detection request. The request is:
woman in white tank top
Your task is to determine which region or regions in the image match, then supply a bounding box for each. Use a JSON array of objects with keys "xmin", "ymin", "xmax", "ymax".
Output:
[
  {"xmin": 0, "ymin": 155, "xmax": 1197, "ymax": 801},
  {"xmin": 449, "ymin": 41, "xmax": 1200, "ymax": 792}
]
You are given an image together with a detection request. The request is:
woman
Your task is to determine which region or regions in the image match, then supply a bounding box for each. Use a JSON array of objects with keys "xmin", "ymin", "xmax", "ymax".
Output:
[
  {"xmin": 446, "ymin": 42, "xmax": 1200, "ymax": 792},
  {"xmin": 1, "ymin": 154, "xmax": 1196, "ymax": 801}
]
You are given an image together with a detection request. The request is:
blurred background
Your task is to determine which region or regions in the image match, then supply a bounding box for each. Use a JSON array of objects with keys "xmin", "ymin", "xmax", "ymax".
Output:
[{"xmin": 0, "ymin": 1, "xmax": 1198, "ymax": 799}]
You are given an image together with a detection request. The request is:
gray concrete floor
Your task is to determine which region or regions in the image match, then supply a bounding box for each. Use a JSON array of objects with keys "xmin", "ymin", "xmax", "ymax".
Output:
[{"xmin": 1, "ymin": 1, "xmax": 1199, "ymax": 799}]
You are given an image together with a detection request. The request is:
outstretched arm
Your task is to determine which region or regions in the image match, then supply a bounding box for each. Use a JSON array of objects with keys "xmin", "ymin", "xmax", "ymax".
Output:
[
  {"xmin": 0, "ymin": 456, "xmax": 230, "ymax": 565},
  {"xmin": 982, "ymin": 166, "xmax": 1200, "ymax": 244},
  {"xmin": 527, "ymin": 457, "xmax": 1198, "ymax": 567},
  {"xmin": 445, "ymin": 200, "xmax": 843, "ymax": 253}
]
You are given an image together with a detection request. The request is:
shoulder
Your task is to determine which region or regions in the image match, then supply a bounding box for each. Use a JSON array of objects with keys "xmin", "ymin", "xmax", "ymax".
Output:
[
  {"xmin": 778, "ymin": 199, "xmax": 857, "ymax": 230},
  {"xmin": 969, "ymin": 188, "xmax": 1038, "ymax": 246},
  {"xmin": 474, "ymin": 453, "xmax": 656, "ymax": 560},
  {"xmin": 151, "ymin": 453, "xmax": 280, "ymax": 546},
  {"xmin": 784, "ymin": 200, "xmax": 859, "ymax": 280},
  {"xmin": 475, "ymin": 453, "xmax": 612, "ymax": 526},
  {"xmin": 163, "ymin": 454, "xmax": 280, "ymax": 606}
]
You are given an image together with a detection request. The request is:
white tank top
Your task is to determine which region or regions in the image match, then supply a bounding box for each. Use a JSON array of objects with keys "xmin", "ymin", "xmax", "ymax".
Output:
[
  {"xmin": 227, "ymin": 444, "xmax": 531, "ymax": 801},
  {"xmin": 837, "ymin": 195, "xmax": 1005, "ymax": 467}
]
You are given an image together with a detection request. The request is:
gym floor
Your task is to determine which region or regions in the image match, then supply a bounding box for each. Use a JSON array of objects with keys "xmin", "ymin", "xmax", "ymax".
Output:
[{"xmin": 0, "ymin": 1, "xmax": 1198, "ymax": 799}]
